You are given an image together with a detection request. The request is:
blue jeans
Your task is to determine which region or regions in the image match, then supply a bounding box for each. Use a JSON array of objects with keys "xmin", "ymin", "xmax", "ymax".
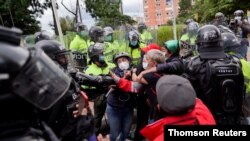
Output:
[{"xmin": 106, "ymin": 104, "xmax": 133, "ymax": 141}]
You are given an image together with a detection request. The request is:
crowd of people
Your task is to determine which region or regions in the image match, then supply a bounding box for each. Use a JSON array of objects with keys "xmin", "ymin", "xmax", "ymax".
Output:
[{"xmin": 0, "ymin": 9, "xmax": 250, "ymax": 141}]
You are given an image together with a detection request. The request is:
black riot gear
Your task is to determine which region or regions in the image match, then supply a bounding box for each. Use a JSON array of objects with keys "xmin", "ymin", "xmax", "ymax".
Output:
[
  {"xmin": 0, "ymin": 26, "xmax": 71, "ymax": 141},
  {"xmin": 35, "ymin": 40, "xmax": 70, "ymax": 69},
  {"xmin": 88, "ymin": 43, "xmax": 106, "ymax": 67},
  {"xmin": 76, "ymin": 22, "xmax": 87, "ymax": 32},
  {"xmin": 88, "ymin": 26, "xmax": 104, "ymax": 43},
  {"xmin": 221, "ymin": 32, "xmax": 241, "ymax": 52},
  {"xmin": 34, "ymin": 30, "xmax": 53, "ymax": 43},
  {"xmin": 196, "ymin": 25, "xmax": 225, "ymax": 59},
  {"xmin": 88, "ymin": 43, "xmax": 105, "ymax": 58}
]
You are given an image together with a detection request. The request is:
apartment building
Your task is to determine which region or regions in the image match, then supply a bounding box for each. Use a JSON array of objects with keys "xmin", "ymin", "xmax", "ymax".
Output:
[{"xmin": 143, "ymin": 0, "xmax": 179, "ymax": 28}]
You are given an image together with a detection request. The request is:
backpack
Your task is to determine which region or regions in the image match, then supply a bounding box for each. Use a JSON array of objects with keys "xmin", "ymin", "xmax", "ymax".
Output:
[{"xmin": 202, "ymin": 55, "xmax": 245, "ymax": 124}]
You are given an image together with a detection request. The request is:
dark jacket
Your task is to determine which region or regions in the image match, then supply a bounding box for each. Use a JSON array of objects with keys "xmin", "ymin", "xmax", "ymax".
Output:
[
  {"xmin": 156, "ymin": 56, "xmax": 184, "ymax": 75},
  {"xmin": 107, "ymin": 67, "xmax": 134, "ymax": 108}
]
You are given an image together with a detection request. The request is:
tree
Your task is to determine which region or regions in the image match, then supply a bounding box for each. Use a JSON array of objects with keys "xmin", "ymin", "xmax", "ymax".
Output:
[
  {"xmin": 178, "ymin": 0, "xmax": 192, "ymax": 18},
  {"xmin": 60, "ymin": 16, "xmax": 76, "ymax": 34},
  {"xmin": 85, "ymin": 0, "xmax": 136, "ymax": 28},
  {"xmin": 0, "ymin": 0, "xmax": 50, "ymax": 34},
  {"xmin": 178, "ymin": 0, "xmax": 250, "ymax": 24}
]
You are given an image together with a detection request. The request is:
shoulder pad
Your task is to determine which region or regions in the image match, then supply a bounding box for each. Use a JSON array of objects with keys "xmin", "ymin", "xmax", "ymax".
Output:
[{"xmin": 187, "ymin": 56, "xmax": 203, "ymax": 71}]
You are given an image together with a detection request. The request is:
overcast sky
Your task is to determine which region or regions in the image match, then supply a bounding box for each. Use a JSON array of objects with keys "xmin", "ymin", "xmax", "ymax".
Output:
[{"xmin": 38, "ymin": 0, "xmax": 143, "ymax": 33}]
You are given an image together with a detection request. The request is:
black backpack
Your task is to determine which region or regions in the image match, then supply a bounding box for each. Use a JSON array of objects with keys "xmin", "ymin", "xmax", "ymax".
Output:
[{"xmin": 202, "ymin": 55, "xmax": 245, "ymax": 124}]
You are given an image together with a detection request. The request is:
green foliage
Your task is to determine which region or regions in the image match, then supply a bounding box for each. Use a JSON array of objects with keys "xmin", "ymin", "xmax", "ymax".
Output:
[
  {"xmin": 186, "ymin": 0, "xmax": 250, "ymax": 23},
  {"xmin": 178, "ymin": 0, "xmax": 192, "ymax": 17},
  {"xmin": 85, "ymin": 0, "xmax": 136, "ymax": 28},
  {"xmin": 63, "ymin": 31, "xmax": 77, "ymax": 49},
  {"xmin": 60, "ymin": 16, "xmax": 76, "ymax": 35},
  {"xmin": 156, "ymin": 25, "xmax": 184, "ymax": 46},
  {"xmin": 0, "ymin": 0, "xmax": 50, "ymax": 34}
]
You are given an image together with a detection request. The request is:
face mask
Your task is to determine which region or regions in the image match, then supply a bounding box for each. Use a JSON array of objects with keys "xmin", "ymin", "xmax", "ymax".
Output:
[
  {"xmin": 98, "ymin": 55, "xmax": 105, "ymax": 63},
  {"xmin": 104, "ymin": 35, "xmax": 112, "ymax": 42},
  {"xmin": 235, "ymin": 16, "xmax": 242, "ymax": 21},
  {"xmin": 130, "ymin": 40, "xmax": 138, "ymax": 46},
  {"xmin": 79, "ymin": 31, "xmax": 88, "ymax": 38},
  {"xmin": 142, "ymin": 62, "xmax": 148, "ymax": 70},
  {"xmin": 118, "ymin": 62, "xmax": 129, "ymax": 70}
]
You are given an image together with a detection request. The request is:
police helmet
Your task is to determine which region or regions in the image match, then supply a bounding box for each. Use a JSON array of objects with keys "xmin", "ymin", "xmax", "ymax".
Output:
[
  {"xmin": 35, "ymin": 40, "xmax": 68, "ymax": 60},
  {"xmin": 185, "ymin": 19, "xmax": 194, "ymax": 25},
  {"xmin": 128, "ymin": 30, "xmax": 140, "ymax": 41},
  {"xmin": 88, "ymin": 26, "xmax": 104, "ymax": 42},
  {"xmin": 138, "ymin": 22, "xmax": 147, "ymax": 33},
  {"xmin": 215, "ymin": 12, "xmax": 225, "ymax": 19},
  {"xmin": 187, "ymin": 22, "xmax": 199, "ymax": 33},
  {"xmin": 104, "ymin": 26, "xmax": 114, "ymax": 36},
  {"xmin": 34, "ymin": 30, "xmax": 53, "ymax": 43},
  {"xmin": 221, "ymin": 32, "xmax": 240, "ymax": 52},
  {"xmin": 234, "ymin": 10, "xmax": 244, "ymax": 17},
  {"xmin": 88, "ymin": 43, "xmax": 105, "ymax": 58},
  {"xmin": 76, "ymin": 22, "xmax": 87, "ymax": 32},
  {"xmin": 1, "ymin": 34, "xmax": 71, "ymax": 111},
  {"xmin": 196, "ymin": 25, "xmax": 225, "ymax": 59}
]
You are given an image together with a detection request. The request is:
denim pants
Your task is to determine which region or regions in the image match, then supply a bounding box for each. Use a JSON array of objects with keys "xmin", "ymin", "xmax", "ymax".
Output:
[{"xmin": 106, "ymin": 104, "xmax": 133, "ymax": 141}]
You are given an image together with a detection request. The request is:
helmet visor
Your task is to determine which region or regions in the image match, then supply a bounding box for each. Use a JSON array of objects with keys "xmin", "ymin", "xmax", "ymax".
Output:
[{"xmin": 12, "ymin": 47, "xmax": 71, "ymax": 110}]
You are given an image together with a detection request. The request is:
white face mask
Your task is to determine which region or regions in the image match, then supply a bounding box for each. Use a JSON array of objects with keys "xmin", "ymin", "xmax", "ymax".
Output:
[
  {"xmin": 118, "ymin": 62, "xmax": 129, "ymax": 70},
  {"xmin": 142, "ymin": 62, "xmax": 148, "ymax": 70},
  {"xmin": 234, "ymin": 16, "xmax": 242, "ymax": 21}
]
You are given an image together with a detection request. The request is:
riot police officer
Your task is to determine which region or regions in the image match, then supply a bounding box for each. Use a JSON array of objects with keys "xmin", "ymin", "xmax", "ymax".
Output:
[
  {"xmin": 88, "ymin": 26, "xmax": 105, "ymax": 44},
  {"xmin": 184, "ymin": 25, "xmax": 246, "ymax": 125},
  {"xmin": 35, "ymin": 39, "xmax": 96, "ymax": 141},
  {"xmin": 137, "ymin": 22, "xmax": 153, "ymax": 45},
  {"xmin": 103, "ymin": 26, "xmax": 119, "ymax": 63},
  {"xmin": 70, "ymin": 23, "xmax": 89, "ymax": 71},
  {"xmin": 119, "ymin": 30, "xmax": 146, "ymax": 65},
  {"xmin": 84, "ymin": 43, "xmax": 115, "ymax": 135},
  {"xmin": 0, "ymin": 26, "xmax": 70, "ymax": 141}
]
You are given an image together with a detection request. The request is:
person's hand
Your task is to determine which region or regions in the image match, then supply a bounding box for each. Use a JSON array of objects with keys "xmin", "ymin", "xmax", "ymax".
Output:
[
  {"xmin": 73, "ymin": 105, "xmax": 89, "ymax": 118},
  {"xmin": 237, "ymin": 20, "xmax": 243, "ymax": 26},
  {"xmin": 109, "ymin": 70, "xmax": 116, "ymax": 78},
  {"xmin": 132, "ymin": 68, "xmax": 137, "ymax": 73},
  {"xmin": 123, "ymin": 70, "xmax": 132, "ymax": 79},
  {"xmin": 137, "ymin": 70, "xmax": 148, "ymax": 80}
]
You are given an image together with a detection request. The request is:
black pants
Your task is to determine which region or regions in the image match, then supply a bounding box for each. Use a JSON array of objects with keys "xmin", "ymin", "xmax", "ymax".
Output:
[
  {"xmin": 134, "ymin": 95, "xmax": 150, "ymax": 141},
  {"xmin": 93, "ymin": 94, "xmax": 107, "ymax": 135}
]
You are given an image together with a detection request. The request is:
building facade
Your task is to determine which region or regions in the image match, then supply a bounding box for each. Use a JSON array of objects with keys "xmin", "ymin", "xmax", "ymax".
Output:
[{"xmin": 143, "ymin": 0, "xmax": 179, "ymax": 28}]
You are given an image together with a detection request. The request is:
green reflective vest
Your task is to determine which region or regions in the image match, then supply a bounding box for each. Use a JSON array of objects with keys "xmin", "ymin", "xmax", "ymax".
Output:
[
  {"xmin": 240, "ymin": 59, "xmax": 250, "ymax": 95},
  {"xmin": 229, "ymin": 52, "xmax": 250, "ymax": 95},
  {"xmin": 119, "ymin": 42, "xmax": 146, "ymax": 65},
  {"xmin": 85, "ymin": 62, "xmax": 115, "ymax": 75},
  {"xmin": 103, "ymin": 40, "xmax": 120, "ymax": 63},
  {"xmin": 69, "ymin": 35, "xmax": 88, "ymax": 53},
  {"xmin": 180, "ymin": 33, "xmax": 197, "ymax": 45},
  {"xmin": 140, "ymin": 30, "xmax": 153, "ymax": 45}
]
